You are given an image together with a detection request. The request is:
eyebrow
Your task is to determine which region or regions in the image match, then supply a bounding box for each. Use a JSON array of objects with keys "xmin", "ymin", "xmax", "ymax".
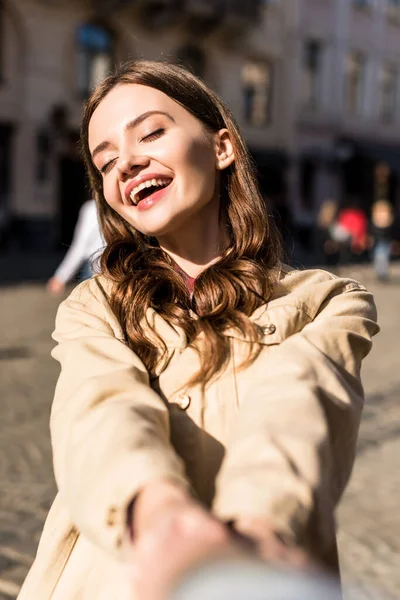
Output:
[{"xmin": 91, "ymin": 110, "xmax": 175, "ymax": 160}]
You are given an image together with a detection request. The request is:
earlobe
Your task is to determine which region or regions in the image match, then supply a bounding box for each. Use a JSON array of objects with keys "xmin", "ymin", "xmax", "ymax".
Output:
[
  {"xmin": 216, "ymin": 152, "xmax": 235, "ymax": 170},
  {"xmin": 216, "ymin": 128, "xmax": 235, "ymax": 170}
]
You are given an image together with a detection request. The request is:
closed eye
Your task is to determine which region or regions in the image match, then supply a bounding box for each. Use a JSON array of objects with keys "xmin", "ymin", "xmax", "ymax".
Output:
[
  {"xmin": 100, "ymin": 158, "xmax": 117, "ymax": 174},
  {"xmin": 98, "ymin": 127, "xmax": 165, "ymax": 173},
  {"xmin": 141, "ymin": 128, "xmax": 165, "ymax": 143}
]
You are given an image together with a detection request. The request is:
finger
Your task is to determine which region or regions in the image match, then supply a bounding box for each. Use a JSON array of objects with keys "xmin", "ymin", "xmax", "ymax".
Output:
[
  {"xmin": 258, "ymin": 539, "xmax": 316, "ymax": 572},
  {"xmin": 175, "ymin": 509, "xmax": 228, "ymax": 545}
]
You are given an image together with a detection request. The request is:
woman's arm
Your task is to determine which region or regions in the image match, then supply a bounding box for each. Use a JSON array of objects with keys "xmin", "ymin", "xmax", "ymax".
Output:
[
  {"xmin": 212, "ymin": 278, "xmax": 378, "ymax": 557},
  {"xmin": 51, "ymin": 202, "xmax": 95, "ymax": 285},
  {"xmin": 50, "ymin": 280, "xmax": 190, "ymax": 559}
]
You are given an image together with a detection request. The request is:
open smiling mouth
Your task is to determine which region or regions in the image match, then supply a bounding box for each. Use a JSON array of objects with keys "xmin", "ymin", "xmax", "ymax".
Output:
[{"xmin": 129, "ymin": 178, "xmax": 173, "ymax": 206}]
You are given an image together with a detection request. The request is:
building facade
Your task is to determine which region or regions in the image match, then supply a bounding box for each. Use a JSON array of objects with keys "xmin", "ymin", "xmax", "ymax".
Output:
[
  {"xmin": 290, "ymin": 0, "xmax": 400, "ymax": 234},
  {"xmin": 0, "ymin": 0, "xmax": 288, "ymax": 249},
  {"xmin": 1, "ymin": 0, "xmax": 400, "ymax": 250}
]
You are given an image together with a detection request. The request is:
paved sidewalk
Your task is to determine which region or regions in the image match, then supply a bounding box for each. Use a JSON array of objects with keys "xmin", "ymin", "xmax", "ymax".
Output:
[
  {"xmin": 0, "ymin": 265, "xmax": 399, "ymax": 599},
  {"xmin": 336, "ymin": 265, "xmax": 400, "ymax": 600}
]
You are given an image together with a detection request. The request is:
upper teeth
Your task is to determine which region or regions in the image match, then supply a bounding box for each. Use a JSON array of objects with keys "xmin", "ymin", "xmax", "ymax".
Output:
[{"xmin": 129, "ymin": 178, "xmax": 170, "ymax": 204}]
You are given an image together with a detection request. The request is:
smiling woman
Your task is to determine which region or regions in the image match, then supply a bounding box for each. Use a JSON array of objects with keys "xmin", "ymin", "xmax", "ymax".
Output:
[
  {"xmin": 81, "ymin": 60, "xmax": 282, "ymax": 388},
  {"xmin": 17, "ymin": 60, "xmax": 378, "ymax": 600}
]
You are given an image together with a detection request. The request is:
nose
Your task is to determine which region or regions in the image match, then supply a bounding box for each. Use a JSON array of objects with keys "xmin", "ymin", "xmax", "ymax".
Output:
[{"xmin": 116, "ymin": 152, "xmax": 149, "ymax": 180}]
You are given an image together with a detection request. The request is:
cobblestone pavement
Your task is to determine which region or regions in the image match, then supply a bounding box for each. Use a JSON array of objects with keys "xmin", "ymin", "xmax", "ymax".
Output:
[{"xmin": 0, "ymin": 266, "xmax": 399, "ymax": 599}]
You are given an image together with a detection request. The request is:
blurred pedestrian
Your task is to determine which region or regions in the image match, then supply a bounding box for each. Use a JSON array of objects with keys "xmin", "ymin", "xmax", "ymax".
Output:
[
  {"xmin": 336, "ymin": 200, "xmax": 368, "ymax": 263},
  {"xmin": 18, "ymin": 60, "xmax": 378, "ymax": 600},
  {"xmin": 314, "ymin": 199, "xmax": 340, "ymax": 265},
  {"xmin": 369, "ymin": 200, "xmax": 395, "ymax": 281},
  {"xmin": 47, "ymin": 199, "xmax": 104, "ymax": 295}
]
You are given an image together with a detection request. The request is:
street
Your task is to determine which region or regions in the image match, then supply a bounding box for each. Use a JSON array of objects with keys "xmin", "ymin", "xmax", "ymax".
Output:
[{"xmin": 0, "ymin": 265, "xmax": 399, "ymax": 600}]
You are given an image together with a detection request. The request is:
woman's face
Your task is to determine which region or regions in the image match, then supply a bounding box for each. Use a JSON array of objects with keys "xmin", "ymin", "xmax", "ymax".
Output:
[{"xmin": 88, "ymin": 83, "xmax": 233, "ymax": 238}]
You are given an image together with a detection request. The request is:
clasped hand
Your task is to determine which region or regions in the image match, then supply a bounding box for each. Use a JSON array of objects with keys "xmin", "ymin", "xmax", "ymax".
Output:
[{"xmin": 129, "ymin": 480, "xmax": 311, "ymax": 600}]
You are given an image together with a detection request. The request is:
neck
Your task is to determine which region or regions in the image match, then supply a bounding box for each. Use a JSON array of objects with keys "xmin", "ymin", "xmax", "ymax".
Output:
[{"xmin": 157, "ymin": 202, "xmax": 227, "ymax": 278}]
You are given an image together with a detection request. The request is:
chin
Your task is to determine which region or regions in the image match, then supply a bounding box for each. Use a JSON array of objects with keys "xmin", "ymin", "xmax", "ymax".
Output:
[
  {"xmin": 130, "ymin": 218, "xmax": 177, "ymax": 239},
  {"xmin": 132, "ymin": 208, "xmax": 190, "ymax": 239}
]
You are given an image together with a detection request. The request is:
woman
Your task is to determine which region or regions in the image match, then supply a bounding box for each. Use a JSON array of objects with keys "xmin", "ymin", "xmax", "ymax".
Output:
[
  {"xmin": 18, "ymin": 61, "xmax": 378, "ymax": 600},
  {"xmin": 369, "ymin": 200, "xmax": 395, "ymax": 281},
  {"xmin": 47, "ymin": 198, "xmax": 104, "ymax": 295}
]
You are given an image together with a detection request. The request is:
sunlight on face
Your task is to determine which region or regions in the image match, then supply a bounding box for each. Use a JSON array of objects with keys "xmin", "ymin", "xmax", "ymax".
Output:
[{"xmin": 88, "ymin": 84, "xmax": 222, "ymax": 238}]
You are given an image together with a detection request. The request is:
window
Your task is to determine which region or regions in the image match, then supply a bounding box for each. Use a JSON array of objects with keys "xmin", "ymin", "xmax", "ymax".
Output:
[
  {"xmin": 242, "ymin": 60, "xmax": 273, "ymax": 127},
  {"xmin": 387, "ymin": 0, "xmax": 400, "ymax": 21},
  {"xmin": 0, "ymin": 0, "xmax": 4, "ymax": 82},
  {"xmin": 0, "ymin": 125, "xmax": 13, "ymax": 224},
  {"xmin": 345, "ymin": 51, "xmax": 366, "ymax": 115},
  {"xmin": 77, "ymin": 23, "xmax": 113, "ymax": 98},
  {"xmin": 352, "ymin": 0, "xmax": 372, "ymax": 8},
  {"xmin": 302, "ymin": 40, "xmax": 323, "ymax": 109},
  {"xmin": 300, "ymin": 158, "xmax": 316, "ymax": 211},
  {"xmin": 379, "ymin": 63, "xmax": 397, "ymax": 121}
]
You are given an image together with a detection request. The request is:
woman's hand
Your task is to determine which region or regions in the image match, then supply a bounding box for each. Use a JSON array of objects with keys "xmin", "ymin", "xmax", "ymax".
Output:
[
  {"xmin": 46, "ymin": 277, "xmax": 66, "ymax": 296},
  {"xmin": 130, "ymin": 481, "xmax": 241, "ymax": 600}
]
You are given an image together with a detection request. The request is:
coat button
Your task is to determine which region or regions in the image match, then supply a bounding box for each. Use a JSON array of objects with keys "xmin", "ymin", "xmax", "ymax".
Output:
[
  {"xmin": 176, "ymin": 394, "xmax": 191, "ymax": 410},
  {"xmin": 261, "ymin": 324, "xmax": 276, "ymax": 335},
  {"xmin": 106, "ymin": 506, "xmax": 118, "ymax": 527}
]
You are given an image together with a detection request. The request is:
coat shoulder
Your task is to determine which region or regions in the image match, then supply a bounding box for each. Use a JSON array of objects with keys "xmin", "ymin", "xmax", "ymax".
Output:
[
  {"xmin": 270, "ymin": 264, "xmax": 371, "ymax": 320},
  {"xmin": 56, "ymin": 275, "xmax": 123, "ymax": 339},
  {"xmin": 278, "ymin": 264, "xmax": 366, "ymax": 291},
  {"xmin": 64, "ymin": 274, "xmax": 112, "ymax": 309}
]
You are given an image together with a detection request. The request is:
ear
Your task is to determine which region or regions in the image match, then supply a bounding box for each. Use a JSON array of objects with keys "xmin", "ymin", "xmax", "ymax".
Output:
[{"xmin": 215, "ymin": 129, "xmax": 235, "ymax": 170}]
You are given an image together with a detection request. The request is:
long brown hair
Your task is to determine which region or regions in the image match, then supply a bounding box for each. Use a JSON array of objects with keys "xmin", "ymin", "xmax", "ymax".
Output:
[{"xmin": 81, "ymin": 60, "xmax": 282, "ymax": 388}]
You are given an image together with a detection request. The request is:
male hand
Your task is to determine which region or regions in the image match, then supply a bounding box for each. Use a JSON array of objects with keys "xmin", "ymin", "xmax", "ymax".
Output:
[
  {"xmin": 129, "ymin": 481, "xmax": 242, "ymax": 600},
  {"xmin": 233, "ymin": 517, "xmax": 314, "ymax": 570}
]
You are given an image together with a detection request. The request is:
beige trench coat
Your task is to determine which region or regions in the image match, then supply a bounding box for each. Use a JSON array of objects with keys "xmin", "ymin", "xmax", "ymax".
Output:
[{"xmin": 18, "ymin": 266, "xmax": 378, "ymax": 600}]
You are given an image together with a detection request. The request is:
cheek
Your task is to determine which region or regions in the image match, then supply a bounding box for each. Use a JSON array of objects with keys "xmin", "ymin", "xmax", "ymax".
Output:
[
  {"xmin": 174, "ymin": 137, "xmax": 217, "ymax": 190},
  {"xmin": 188, "ymin": 137, "xmax": 215, "ymax": 170},
  {"xmin": 102, "ymin": 177, "xmax": 121, "ymax": 208}
]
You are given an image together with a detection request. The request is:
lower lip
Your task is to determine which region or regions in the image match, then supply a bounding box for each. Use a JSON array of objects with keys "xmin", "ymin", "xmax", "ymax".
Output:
[{"xmin": 135, "ymin": 184, "xmax": 171, "ymax": 212}]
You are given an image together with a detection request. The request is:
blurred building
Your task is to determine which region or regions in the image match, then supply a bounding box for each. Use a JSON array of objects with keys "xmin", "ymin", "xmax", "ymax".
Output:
[
  {"xmin": 288, "ymin": 0, "xmax": 400, "ymax": 245},
  {"xmin": 1, "ymin": 0, "xmax": 400, "ymax": 250}
]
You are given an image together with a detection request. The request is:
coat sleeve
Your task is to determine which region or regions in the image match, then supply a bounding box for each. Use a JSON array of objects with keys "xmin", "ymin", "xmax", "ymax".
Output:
[
  {"xmin": 212, "ymin": 278, "xmax": 378, "ymax": 555},
  {"xmin": 50, "ymin": 280, "xmax": 189, "ymax": 560}
]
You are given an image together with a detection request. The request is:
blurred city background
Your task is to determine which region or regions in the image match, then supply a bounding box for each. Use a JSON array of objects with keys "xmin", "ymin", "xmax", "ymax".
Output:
[{"xmin": 1, "ymin": 0, "xmax": 400, "ymax": 599}]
